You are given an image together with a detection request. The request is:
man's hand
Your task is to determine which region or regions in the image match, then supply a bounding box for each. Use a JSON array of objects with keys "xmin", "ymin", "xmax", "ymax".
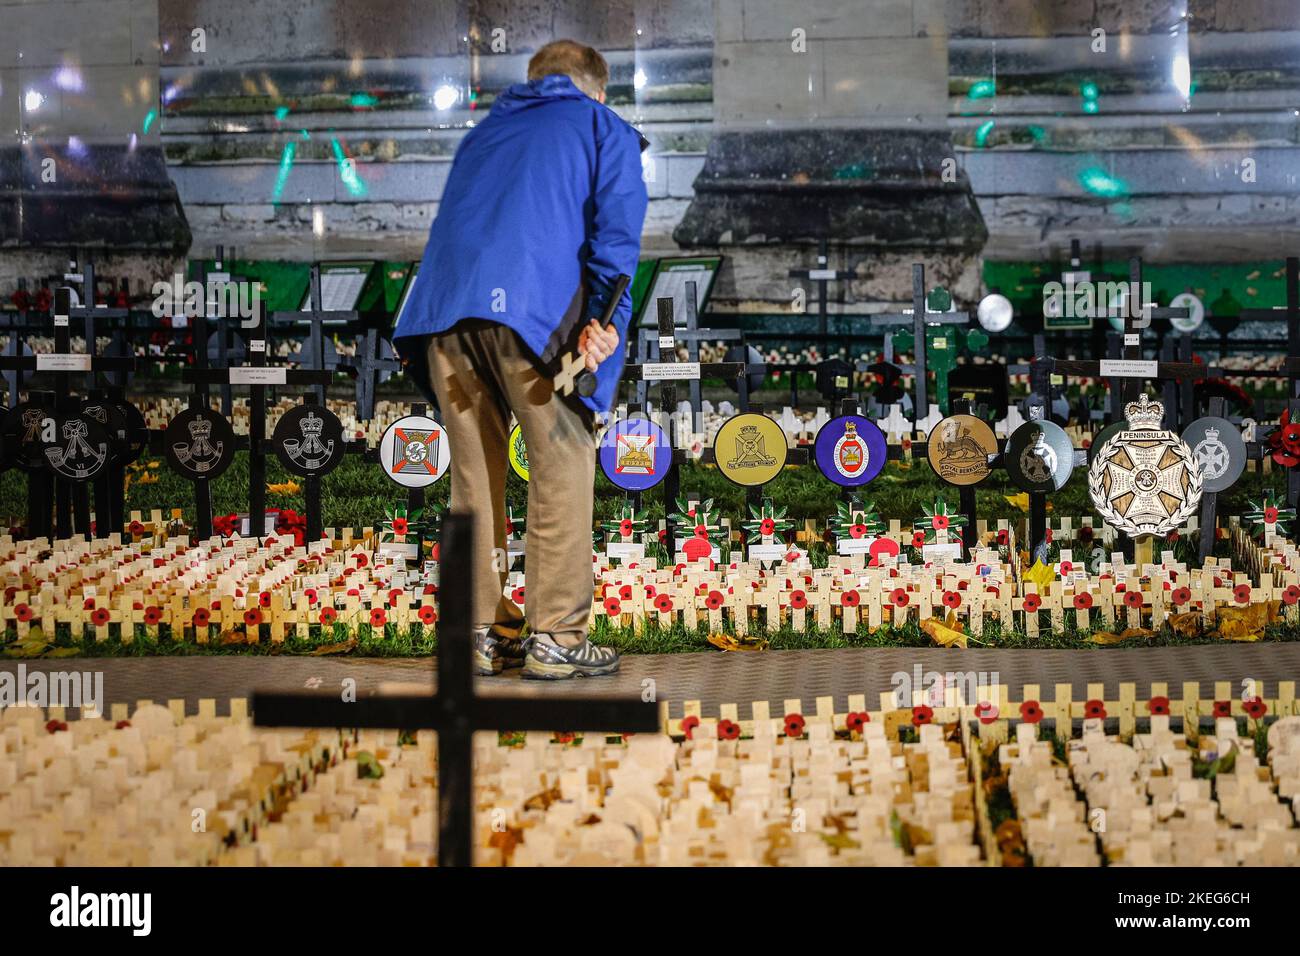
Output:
[{"xmin": 578, "ymin": 319, "xmax": 620, "ymax": 372}]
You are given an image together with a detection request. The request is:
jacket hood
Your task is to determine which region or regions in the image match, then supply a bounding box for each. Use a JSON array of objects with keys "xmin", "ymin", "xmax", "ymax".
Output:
[{"xmin": 491, "ymin": 75, "xmax": 650, "ymax": 152}]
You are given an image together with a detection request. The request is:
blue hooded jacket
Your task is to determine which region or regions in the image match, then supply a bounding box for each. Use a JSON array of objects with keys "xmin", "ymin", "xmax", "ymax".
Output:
[{"xmin": 392, "ymin": 74, "xmax": 648, "ymax": 414}]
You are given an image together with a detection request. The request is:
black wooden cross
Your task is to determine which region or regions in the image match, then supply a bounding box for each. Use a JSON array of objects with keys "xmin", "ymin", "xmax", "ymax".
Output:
[
  {"xmin": 788, "ymin": 238, "xmax": 853, "ymax": 340},
  {"xmin": 270, "ymin": 263, "xmax": 357, "ymax": 406},
  {"xmin": 0, "ymin": 286, "xmax": 135, "ymax": 539},
  {"xmin": 181, "ymin": 304, "xmax": 335, "ymax": 539},
  {"xmin": 867, "ymin": 263, "xmax": 970, "ymax": 420},
  {"xmin": 633, "ymin": 279, "xmax": 743, "ymax": 418},
  {"xmin": 251, "ymin": 513, "xmax": 658, "ymax": 866}
]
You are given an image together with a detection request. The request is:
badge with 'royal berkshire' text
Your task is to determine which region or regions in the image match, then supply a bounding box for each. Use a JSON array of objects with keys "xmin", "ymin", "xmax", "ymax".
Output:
[{"xmin": 927, "ymin": 414, "xmax": 997, "ymax": 486}]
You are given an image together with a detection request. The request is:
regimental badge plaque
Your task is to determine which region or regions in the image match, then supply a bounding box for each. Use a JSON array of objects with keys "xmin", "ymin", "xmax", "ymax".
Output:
[
  {"xmin": 1, "ymin": 399, "xmax": 57, "ymax": 473},
  {"xmin": 1181, "ymin": 416, "xmax": 1245, "ymax": 494},
  {"xmin": 927, "ymin": 414, "xmax": 998, "ymax": 486},
  {"xmin": 379, "ymin": 414, "xmax": 451, "ymax": 489},
  {"xmin": 42, "ymin": 410, "xmax": 110, "ymax": 481},
  {"xmin": 508, "ymin": 422, "xmax": 529, "ymax": 482},
  {"xmin": 813, "ymin": 415, "xmax": 887, "ymax": 487},
  {"xmin": 599, "ymin": 416, "xmax": 672, "ymax": 492},
  {"xmin": 1004, "ymin": 419, "xmax": 1075, "ymax": 493},
  {"xmin": 164, "ymin": 406, "xmax": 236, "ymax": 481},
  {"xmin": 1088, "ymin": 393, "xmax": 1203, "ymax": 538},
  {"xmin": 713, "ymin": 412, "xmax": 788, "ymax": 487},
  {"xmin": 273, "ymin": 404, "xmax": 346, "ymax": 477}
]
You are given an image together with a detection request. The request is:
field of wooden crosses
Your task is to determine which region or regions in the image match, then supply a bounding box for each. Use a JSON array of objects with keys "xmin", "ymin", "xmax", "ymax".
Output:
[{"xmin": 3, "ymin": 681, "xmax": 1299, "ymax": 866}]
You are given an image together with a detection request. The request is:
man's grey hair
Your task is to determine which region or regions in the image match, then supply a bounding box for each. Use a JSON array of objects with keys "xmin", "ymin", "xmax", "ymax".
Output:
[{"xmin": 527, "ymin": 39, "xmax": 609, "ymax": 100}]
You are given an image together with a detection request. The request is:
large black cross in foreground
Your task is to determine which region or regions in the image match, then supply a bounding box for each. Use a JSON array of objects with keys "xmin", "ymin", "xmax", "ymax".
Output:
[{"xmin": 251, "ymin": 514, "xmax": 659, "ymax": 867}]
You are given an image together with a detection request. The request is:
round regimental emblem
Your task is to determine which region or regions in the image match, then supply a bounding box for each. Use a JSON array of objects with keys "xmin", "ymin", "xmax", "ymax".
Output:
[
  {"xmin": 1, "ymin": 399, "xmax": 57, "ymax": 473},
  {"xmin": 43, "ymin": 410, "xmax": 111, "ymax": 481},
  {"xmin": 273, "ymin": 404, "xmax": 346, "ymax": 477},
  {"xmin": 813, "ymin": 415, "xmax": 887, "ymax": 487},
  {"xmin": 1005, "ymin": 419, "xmax": 1075, "ymax": 493},
  {"xmin": 379, "ymin": 414, "xmax": 451, "ymax": 489},
  {"xmin": 713, "ymin": 413, "xmax": 788, "ymax": 487},
  {"xmin": 164, "ymin": 406, "xmax": 237, "ymax": 481},
  {"xmin": 1088, "ymin": 393, "xmax": 1203, "ymax": 538},
  {"xmin": 1181, "ymin": 416, "xmax": 1245, "ymax": 494},
  {"xmin": 599, "ymin": 416, "xmax": 672, "ymax": 492},
  {"xmin": 508, "ymin": 423, "xmax": 529, "ymax": 482},
  {"xmin": 927, "ymin": 414, "xmax": 998, "ymax": 486},
  {"xmin": 1169, "ymin": 292, "xmax": 1205, "ymax": 333}
]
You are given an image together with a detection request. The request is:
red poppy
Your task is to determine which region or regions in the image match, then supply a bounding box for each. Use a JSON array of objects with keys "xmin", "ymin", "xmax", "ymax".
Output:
[
  {"xmin": 128, "ymin": 520, "xmax": 145, "ymax": 536},
  {"xmin": 932, "ymin": 514, "xmax": 949, "ymax": 531},
  {"xmin": 115, "ymin": 720, "xmax": 131, "ymax": 730},
  {"xmin": 705, "ymin": 590, "xmax": 725, "ymax": 610},
  {"xmin": 391, "ymin": 517, "xmax": 409, "ymax": 535},
  {"xmin": 1124, "ymin": 590, "xmax": 1144, "ymax": 609},
  {"xmin": 644, "ymin": 584, "xmax": 657, "ymax": 598},
  {"xmin": 1282, "ymin": 424, "xmax": 1300, "ymax": 452},
  {"xmin": 618, "ymin": 584, "xmax": 633, "ymax": 601},
  {"xmin": 144, "ymin": 606, "xmax": 163, "ymax": 626},
  {"xmin": 942, "ymin": 590, "xmax": 961, "ymax": 609},
  {"xmin": 760, "ymin": 518, "xmax": 776, "ymax": 536},
  {"xmin": 849, "ymin": 523, "xmax": 868, "ymax": 539},
  {"xmin": 911, "ymin": 530, "xmax": 927, "ymax": 548},
  {"xmin": 319, "ymin": 606, "xmax": 338, "ymax": 626},
  {"xmin": 244, "ymin": 608, "xmax": 263, "ymax": 628},
  {"xmin": 717, "ymin": 719, "xmax": 741, "ymax": 740},
  {"xmin": 388, "ymin": 589, "xmax": 403, "ymax": 607},
  {"xmin": 1147, "ymin": 696, "xmax": 1170, "ymax": 716},
  {"xmin": 1172, "ymin": 586, "xmax": 1191, "ymax": 606},
  {"xmin": 997, "ymin": 529, "xmax": 1009, "ymax": 545},
  {"xmin": 511, "ymin": 586, "xmax": 526, "ymax": 604},
  {"xmin": 1213, "ymin": 700, "xmax": 1232, "ymax": 718},
  {"xmin": 1243, "ymin": 697, "xmax": 1268, "ymax": 720},
  {"xmin": 1019, "ymin": 700, "xmax": 1043, "ymax": 723},
  {"xmin": 654, "ymin": 594, "xmax": 674, "ymax": 613},
  {"xmin": 846, "ymin": 711, "xmax": 870, "ymax": 732},
  {"xmin": 91, "ymin": 608, "xmax": 111, "ymax": 627},
  {"xmin": 1265, "ymin": 506, "xmax": 1280, "ymax": 523},
  {"xmin": 418, "ymin": 604, "xmax": 437, "ymax": 625},
  {"xmin": 680, "ymin": 715, "xmax": 700, "ymax": 740},
  {"xmin": 14, "ymin": 603, "xmax": 32, "ymax": 622},
  {"xmin": 840, "ymin": 589, "xmax": 860, "ymax": 608},
  {"xmin": 784, "ymin": 713, "xmax": 806, "ymax": 738},
  {"xmin": 192, "ymin": 607, "xmax": 211, "ymax": 628},
  {"xmin": 369, "ymin": 608, "xmax": 387, "ymax": 628},
  {"xmin": 354, "ymin": 553, "xmax": 369, "ymax": 568},
  {"xmin": 694, "ymin": 524, "xmax": 708, "ymax": 539},
  {"xmin": 1078, "ymin": 525, "xmax": 1094, "ymax": 542},
  {"xmin": 1233, "ymin": 583, "xmax": 1251, "ymax": 604},
  {"xmin": 304, "ymin": 588, "xmax": 318, "ymax": 605},
  {"xmin": 975, "ymin": 702, "xmax": 999, "ymax": 724},
  {"xmin": 912, "ymin": 705, "xmax": 934, "ymax": 726},
  {"xmin": 618, "ymin": 519, "xmax": 634, "ymax": 537},
  {"xmin": 1084, "ymin": 699, "xmax": 1107, "ymax": 719},
  {"xmin": 45, "ymin": 719, "xmax": 68, "ymax": 734},
  {"xmin": 890, "ymin": 588, "xmax": 909, "ymax": 608},
  {"xmin": 789, "ymin": 590, "xmax": 807, "ymax": 610},
  {"xmin": 1023, "ymin": 593, "xmax": 1041, "ymax": 613},
  {"xmin": 259, "ymin": 591, "xmax": 272, "ymax": 608},
  {"xmin": 1286, "ymin": 585, "xmax": 1300, "ymax": 606},
  {"xmin": 83, "ymin": 598, "xmax": 95, "ymax": 611},
  {"xmin": 599, "ymin": 596, "xmax": 622, "ymax": 618},
  {"xmin": 1073, "ymin": 591, "xmax": 1093, "ymax": 610}
]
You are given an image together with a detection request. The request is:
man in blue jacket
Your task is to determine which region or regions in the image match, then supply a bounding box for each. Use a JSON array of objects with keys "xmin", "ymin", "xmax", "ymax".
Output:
[{"xmin": 393, "ymin": 40, "xmax": 647, "ymax": 679}]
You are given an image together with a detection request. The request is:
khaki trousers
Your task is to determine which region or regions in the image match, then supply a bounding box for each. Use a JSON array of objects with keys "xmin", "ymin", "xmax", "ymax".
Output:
[{"xmin": 426, "ymin": 320, "xmax": 595, "ymax": 647}]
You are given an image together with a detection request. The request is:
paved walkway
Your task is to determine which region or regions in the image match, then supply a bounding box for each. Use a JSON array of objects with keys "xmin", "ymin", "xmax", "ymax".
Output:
[{"xmin": 4, "ymin": 644, "xmax": 1299, "ymax": 719}]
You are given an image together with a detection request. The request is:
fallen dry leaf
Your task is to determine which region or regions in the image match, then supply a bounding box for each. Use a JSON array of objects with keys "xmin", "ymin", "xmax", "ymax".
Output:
[
  {"xmin": 268, "ymin": 481, "xmax": 301, "ymax": 496},
  {"xmin": 920, "ymin": 616, "xmax": 967, "ymax": 648},
  {"xmin": 1086, "ymin": 627, "xmax": 1153, "ymax": 645},
  {"xmin": 1211, "ymin": 602, "xmax": 1280, "ymax": 642},
  {"xmin": 1167, "ymin": 612, "xmax": 1203, "ymax": 638},
  {"xmin": 706, "ymin": 632, "xmax": 769, "ymax": 652},
  {"xmin": 310, "ymin": 638, "xmax": 358, "ymax": 655}
]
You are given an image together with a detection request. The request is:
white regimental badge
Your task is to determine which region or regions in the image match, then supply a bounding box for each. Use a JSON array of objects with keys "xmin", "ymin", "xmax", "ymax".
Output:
[{"xmin": 1087, "ymin": 394, "xmax": 1203, "ymax": 537}]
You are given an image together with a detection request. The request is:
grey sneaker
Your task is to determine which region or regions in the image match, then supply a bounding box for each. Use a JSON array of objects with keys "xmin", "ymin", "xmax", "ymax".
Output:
[
  {"xmin": 472, "ymin": 627, "xmax": 530, "ymax": 676},
  {"xmin": 522, "ymin": 633, "xmax": 620, "ymax": 680}
]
